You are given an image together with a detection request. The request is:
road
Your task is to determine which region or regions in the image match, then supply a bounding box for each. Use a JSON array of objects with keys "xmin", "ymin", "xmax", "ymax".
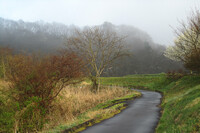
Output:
[{"xmin": 81, "ymin": 90, "xmax": 162, "ymax": 133}]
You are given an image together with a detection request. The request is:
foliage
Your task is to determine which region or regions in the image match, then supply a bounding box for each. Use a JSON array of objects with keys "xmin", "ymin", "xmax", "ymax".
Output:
[
  {"xmin": 165, "ymin": 10, "xmax": 200, "ymax": 72},
  {"xmin": 0, "ymin": 92, "xmax": 15, "ymax": 133},
  {"xmin": 5, "ymin": 51, "xmax": 84, "ymax": 132},
  {"xmin": 184, "ymin": 48, "xmax": 200, "ymax": 72},
  {"xmin": 166, "ymin": 69, "xmax": 185, "ymax": 80}
]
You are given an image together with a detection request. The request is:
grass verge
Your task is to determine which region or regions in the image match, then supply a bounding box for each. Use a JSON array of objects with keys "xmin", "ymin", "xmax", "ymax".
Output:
[{"xmin": 101, "ymin": 74, "xmax": 200, "ymax": 133}]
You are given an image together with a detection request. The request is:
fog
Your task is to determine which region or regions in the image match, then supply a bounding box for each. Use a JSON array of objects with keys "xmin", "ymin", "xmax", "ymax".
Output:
[
  {"xmin": 0, "ymin": 18, "xmax": 183, "ymax": 75},
  {"xmin": 0, "ymin": 0, "xmax": 198, "ymax": 75},
  {"xmin": 0, "ymin": 0, "xmax": 199, "ymax": 45}
]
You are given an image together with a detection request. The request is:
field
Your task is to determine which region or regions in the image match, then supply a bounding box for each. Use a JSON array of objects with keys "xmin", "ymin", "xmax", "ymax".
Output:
[
  {"xmin": 101, "ymin": 74, "xmax": 165, "ymax": 89},
  {"xmin": 101, "ymin": 74, "xmax": 200, "ymax": 133}
]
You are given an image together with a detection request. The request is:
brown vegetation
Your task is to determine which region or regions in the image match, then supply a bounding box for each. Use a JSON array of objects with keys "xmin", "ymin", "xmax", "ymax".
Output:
[
  {"xmin": 43, "ymin": 85, "xmax": 134, "ymax": 130},
  {"xmin": 166, "ymin": 69, "xmax": 185, "ymax": 80},
  {"xmin": 0, "ymin": 77, "xmax": 136, "ymax": 132},
  {"xmin": 4, "ymin": 50, "xmax": 85, "ymax": 132},
  {"xmin": 0, "ymin": 47, "xmax": 13, "ymax": 79},
  {"xmin": 0, "ymin": 45, "xmax": 136, "ymax": 133},
  {"xmin": 184, "ymin": 49, "xmax": 200, "ymax": 72}
]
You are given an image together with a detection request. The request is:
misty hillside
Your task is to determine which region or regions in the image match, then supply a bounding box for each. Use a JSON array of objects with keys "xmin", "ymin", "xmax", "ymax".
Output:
[
  {"xmin": 0, "ymin": 17, "xmax": 75, "ymax": 53},
  {"xmin": 0, "ymin": 17, "xmax": 182, "ymax": 75}
]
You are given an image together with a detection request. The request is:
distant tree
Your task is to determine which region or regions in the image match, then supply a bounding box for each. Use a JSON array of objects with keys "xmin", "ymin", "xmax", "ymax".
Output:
[
  {"xmin": 66, "ymin": 27, "xmax": 127, "ymax": 92},
  {"xmin": 165, "ymin": 10, "xmax": 200, "ymax": 72}
]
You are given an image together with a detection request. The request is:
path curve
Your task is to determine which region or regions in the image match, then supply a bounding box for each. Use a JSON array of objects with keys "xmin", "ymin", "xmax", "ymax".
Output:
[{"xmin": 81, "ymin": 89, "xmax": 162, "ymax": 133}]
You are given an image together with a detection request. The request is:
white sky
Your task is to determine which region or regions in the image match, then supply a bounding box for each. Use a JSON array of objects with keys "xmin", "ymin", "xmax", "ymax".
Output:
[{"xmin": 0, "ymin": 0, "xmax": 199, "ymax": 45}]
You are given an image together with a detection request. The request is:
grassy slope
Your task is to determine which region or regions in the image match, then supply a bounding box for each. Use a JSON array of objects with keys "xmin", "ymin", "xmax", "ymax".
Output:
[{"xmin": 101, "ymin": 74, "xmax": 200, "ymax": 133}]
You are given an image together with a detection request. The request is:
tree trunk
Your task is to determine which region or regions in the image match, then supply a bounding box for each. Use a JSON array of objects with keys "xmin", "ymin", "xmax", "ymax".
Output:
[
  {"xmin": 97, "ymin": 76, "xmax": 100, "ymax": 93},
  {"xmin": 90, "ymin": 76, "xmax": 98, "ymax": 93}
]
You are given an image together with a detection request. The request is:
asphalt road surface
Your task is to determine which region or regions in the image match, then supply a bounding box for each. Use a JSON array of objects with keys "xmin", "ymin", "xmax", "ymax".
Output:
[{"xmin": 81, "ymin": 89, "xmax": 162, "ymax": 133}]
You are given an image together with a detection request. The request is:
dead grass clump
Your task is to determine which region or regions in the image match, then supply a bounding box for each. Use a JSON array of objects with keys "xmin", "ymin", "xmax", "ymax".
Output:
[
  {"xmin": 0, "ymin": 80, "xmax": 10, "ymax": 89},
  {"xmin": 45, "ymin": 85, "xmax": 132, "ymax": 128}
]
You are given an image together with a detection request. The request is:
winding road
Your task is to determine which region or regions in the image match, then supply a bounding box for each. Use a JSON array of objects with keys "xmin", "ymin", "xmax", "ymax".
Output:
[{"xmin": 81, "ymin": 90, "xmax": 162, "ymax": 133}]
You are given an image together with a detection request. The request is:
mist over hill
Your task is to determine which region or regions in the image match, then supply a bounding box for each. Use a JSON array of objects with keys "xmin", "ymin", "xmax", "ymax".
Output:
[{"xmin": 0, "ymin": 18, "xmax": 182, "ymax": 75}]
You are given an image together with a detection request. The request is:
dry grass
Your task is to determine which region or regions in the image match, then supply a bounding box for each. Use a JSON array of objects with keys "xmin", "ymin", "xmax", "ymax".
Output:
[
  {"xmin": 44, "ymin": 84, "xmax": 133, "ymax": 129},
  {"xmin": 0, "ymin": 79, "xmax": 10, "ymax": 101},
  {"xmin": 0, "ymin": 79, "xmax": 136, "ymax": 132},
  {"xmin": 0, "ymin": 79, "xmax": 10, "ymax": 88}
]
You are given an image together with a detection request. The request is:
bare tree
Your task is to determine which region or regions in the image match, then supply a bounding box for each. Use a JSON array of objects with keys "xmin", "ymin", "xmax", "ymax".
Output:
[
  {"xmin": 66, "ymin": 27, "xmax": 127, "ymax": 92},
  {"xmin": 165, "ymin": 10, "xmax": 200, "ymax": 72}
]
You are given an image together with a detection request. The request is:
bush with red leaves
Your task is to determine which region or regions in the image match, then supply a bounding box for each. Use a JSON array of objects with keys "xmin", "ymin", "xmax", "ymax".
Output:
[{"xmin": 7, "ymin": 51, "xmax": 85, "ymax": 132}]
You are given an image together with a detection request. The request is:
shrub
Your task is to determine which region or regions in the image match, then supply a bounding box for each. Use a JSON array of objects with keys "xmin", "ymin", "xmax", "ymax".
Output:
[
  {"xmin": 166, "ymin": 69, "xmax": 185, "ymax": 80},
  {"xmin": 0, "ymin": 80, "xmax": 16, "ymax": 133},
  {"xmin": 184, "ymin": 49, "xmax": 200, "ymax": 73},
  {"xmin": 164, "ymin": 10, "xmax": 200, "ymax": 73},
  {"xmin": 0, "ymin": 95, "xmax": 15, "ymax": 133},
  {"xmin": 6, "ymin": 51, "xmax": 85, "ymax": 132}
]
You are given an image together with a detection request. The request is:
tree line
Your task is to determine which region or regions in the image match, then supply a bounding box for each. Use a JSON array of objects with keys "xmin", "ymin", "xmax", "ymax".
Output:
[{"xmin": 0, "ymin": 18, "xmax": 183, "ymax": 75}]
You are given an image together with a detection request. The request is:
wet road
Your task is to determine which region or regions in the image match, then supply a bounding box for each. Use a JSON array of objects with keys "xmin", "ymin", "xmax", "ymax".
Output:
[{"xmin": 81, "ymin": 90, "xmax": 162, "ymax": 133}]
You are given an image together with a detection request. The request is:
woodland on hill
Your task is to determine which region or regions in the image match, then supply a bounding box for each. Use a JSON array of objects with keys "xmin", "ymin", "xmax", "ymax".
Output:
[{"xmin": 0, "ymin": 18, "xmax": 183, "ymax": 75}]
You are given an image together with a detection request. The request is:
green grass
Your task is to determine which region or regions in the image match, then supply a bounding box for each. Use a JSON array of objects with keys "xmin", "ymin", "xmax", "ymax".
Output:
[
  {"xmin": 101, "ymin": 74, "xmax": 200, "ymax": 133},
  {"xmin": 0, "ymin": 82, "xmax": 15, "ymax": 133},
  {"xmin": 101, "ymin": 73, "xmax": 165, "ymax": 89}
]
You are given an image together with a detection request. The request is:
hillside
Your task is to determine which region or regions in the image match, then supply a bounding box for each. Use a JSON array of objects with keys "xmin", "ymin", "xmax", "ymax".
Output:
[{"xmin": 0, "ymin": 18, "xmax": 182, "ymax": 75}]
